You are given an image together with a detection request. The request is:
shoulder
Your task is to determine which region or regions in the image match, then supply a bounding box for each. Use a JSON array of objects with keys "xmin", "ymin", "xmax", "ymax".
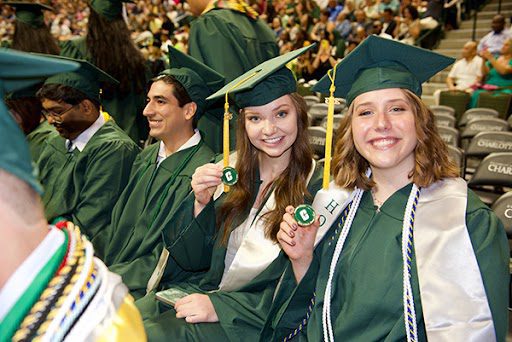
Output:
[{"xmin": 87, "ymin": 122, "xmax": 140, "ymax": 153}]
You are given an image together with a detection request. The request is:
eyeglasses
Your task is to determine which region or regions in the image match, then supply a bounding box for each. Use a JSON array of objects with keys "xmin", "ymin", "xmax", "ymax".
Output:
[{"xmin": 42, "ymin": 103, "xmax": 78, "ymax": 122}]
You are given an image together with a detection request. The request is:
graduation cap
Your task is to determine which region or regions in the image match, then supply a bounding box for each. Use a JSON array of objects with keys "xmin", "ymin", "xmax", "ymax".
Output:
[
  {"xmin": 207, "ymin": 43, "xmax": 316, "ymax": 108},
  {"xmin": 312, "ymin": 35, "xmax": 455, "ymax": 189},
  {"xmin": 312, "ymin": 35, "xmax": 454, "ymax": 105},
  {"xmin": 160, "ymin": 46, "xmax": 225, "ymax": 116},
  {"xmin": 1, "ymin": 1, "xmax": 54, "ymax": 28},
  {"xmin": 89, "ymin": 0, "xmax": 133, "ymax": 21},
  {"xmin": 43, "ymin": 56, "xmax": 119, "ymax": 103},
  {"xmin": 207, "ymin": 44, "xmax": 315, "ymax": 191},
  {"xmin": 0, "ymin": 49, "xmax": 79, "ymax": 194}
]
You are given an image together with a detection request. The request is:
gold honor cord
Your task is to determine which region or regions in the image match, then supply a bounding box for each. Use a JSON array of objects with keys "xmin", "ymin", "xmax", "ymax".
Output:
[
  {"xmin": 222, "ymin": 71, "xmax": 259, "ymax": 192},
  {"xmin": 322, "ymin": 65, "xmax": 338, "ymax": 190}
]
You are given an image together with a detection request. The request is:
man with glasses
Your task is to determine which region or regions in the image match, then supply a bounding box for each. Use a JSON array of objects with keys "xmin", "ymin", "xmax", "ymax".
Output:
[{"xmin": 36, "ymin": 58, "xmax": 140, "ymax": 246}]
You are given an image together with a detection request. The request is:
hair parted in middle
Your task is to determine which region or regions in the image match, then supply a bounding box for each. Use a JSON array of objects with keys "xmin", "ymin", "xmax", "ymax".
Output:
[
  {"xmin": 218, "ymin": 92, "xmax": 314, "ymax": 244},
  {"xmin": 332, "ymin": 88, "xmax": 459, "ymax": 190}
]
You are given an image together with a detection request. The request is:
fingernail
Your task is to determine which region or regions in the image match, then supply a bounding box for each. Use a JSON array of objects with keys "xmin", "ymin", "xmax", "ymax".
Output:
[
  {"xmin": 293, "ymin": 223, "xmax": 298, "ymax": 230},
  {"xmin": 290, "ymin": 231, "xmax": 295, "ymax": 237}
]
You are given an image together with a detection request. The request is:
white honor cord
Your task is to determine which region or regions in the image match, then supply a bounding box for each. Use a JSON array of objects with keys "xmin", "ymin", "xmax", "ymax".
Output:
[
  {"xmin": 322, "ymin": 188, "xmax": 364, "ymax": 342},
  {"xmin": 402, "ymin": 184, "xmax": 420, "ymax": 342}
]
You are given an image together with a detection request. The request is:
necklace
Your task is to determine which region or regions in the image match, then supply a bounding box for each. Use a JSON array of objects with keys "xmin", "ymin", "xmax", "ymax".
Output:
[{"xmin": 371, "ymin": 188, "xmax": 384, "ymax": 211}]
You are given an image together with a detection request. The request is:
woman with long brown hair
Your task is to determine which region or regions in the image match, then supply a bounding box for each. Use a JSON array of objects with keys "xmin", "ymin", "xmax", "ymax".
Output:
[
  {"xmin": 265, "ymin": 36, "xmax": 508, "ymax": 341},
  {"xmin": 59, "ymin": 0, "xmax": 149, "ymax": 145},
  {"xmin": 136, "ymin": 47, "xmax": 323, "ymax": 341}
]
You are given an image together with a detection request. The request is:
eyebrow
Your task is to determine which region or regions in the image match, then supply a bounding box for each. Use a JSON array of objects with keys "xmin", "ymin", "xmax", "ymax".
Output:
[
  {"xmin": 149, "ymin": 95, "xmax": 168, "ymax": 101},
  {"xmin": 355, "ymin": 98, "xmax": 408, "ymax": 110}
]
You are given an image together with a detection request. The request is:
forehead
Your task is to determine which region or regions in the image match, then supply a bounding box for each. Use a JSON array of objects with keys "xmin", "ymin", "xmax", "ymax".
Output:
[
  {"xmin": 41, "ymin": 98, "xmax": 68, "ymax": 108},
  {"xmin": 244, "ymin": 94, "xmax": 295, "ymax": 114},
  {"xmin": 148, "ymin": 80, "xmax": 177, "ymax": 98},
  {"xmin": 353, "ymin": 88, "xmax": 409, "ymax": 105}
]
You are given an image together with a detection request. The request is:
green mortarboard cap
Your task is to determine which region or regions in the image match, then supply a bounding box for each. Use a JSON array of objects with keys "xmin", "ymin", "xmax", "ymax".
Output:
[
  {"xmin": 312, "ymin": 35, "xmax": 454, "ymax": 105},
  {"xmin": 43, "ymin": 56, "xmax": 119, "ymax": 102},
  {"xmin": 207, "ymin": 44, "xmax": 316, "ymax": 108},
  {"xmin": 90, "ymin": 0, "xmax": 133, "ymax": 21},
  {"xmin": 0, "ymin": 49, "xmax": 79, "ymax": 194},
  {"xmin": 2, "ymin": 1, "xmax": 54, "ymax": 28},
  {"xmin": 161, "ymin": 46, "xmax": 225, "ymax": 115}
]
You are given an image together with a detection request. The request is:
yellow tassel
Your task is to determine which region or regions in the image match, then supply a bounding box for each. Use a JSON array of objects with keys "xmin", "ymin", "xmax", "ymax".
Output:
[
  {"xmin": 323, "ymin": 65, "xmax": 338, "ymax": 190},
  {"xmin": 222, "ymin": 71, "xmax": 258, "ymax": 193}
]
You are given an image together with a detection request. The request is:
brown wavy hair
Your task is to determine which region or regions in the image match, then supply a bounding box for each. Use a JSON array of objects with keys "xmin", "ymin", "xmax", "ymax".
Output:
[
  {"xmin": 86, "ymin": 9, "xmax": 147, "ymax": 97},
  {"xmin": 332, "ymin": 89, "xmax": 459, "ymax": 190},
  {"xmin": 218, "ymin": 93, "xmax": 314, "ymax": 244},
  {"xmin": 11, "ymin": 21, "xmax": 60, "ymax": 55}
]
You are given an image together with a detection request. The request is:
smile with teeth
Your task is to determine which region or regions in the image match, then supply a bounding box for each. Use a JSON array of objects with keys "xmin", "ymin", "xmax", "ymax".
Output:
[
  {"xmin": 263, "ymin": 136, "xmax": 284, "ymax": 144},
  {"xmin": 370, "ymin": 137, "xmax": 399, "ymax": 149}
]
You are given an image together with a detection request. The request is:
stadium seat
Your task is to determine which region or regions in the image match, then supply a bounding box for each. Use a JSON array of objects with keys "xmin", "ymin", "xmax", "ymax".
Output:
[
  {"xmin": 460, "ymin": 117, "xmax": 509, "ymax": 140},
  {"xmin": 437, "ymin": 126, "xmax": 459, "ymax": 147},
  {"xmin": 446, "ymin": 145, "xmax": 465, "ymax": 178},
  {"xmin": 320, "ymin": 114, "xmax": 344, "ymax": 131},
  {"xmin": 468, "ymin": 152, "xmax": 512, "ymax": 205},
  {"xmin": 491, "ymin": 191, "xmax": 512, "ymax": 238},
  {"xmin": 476, "ymin": 92, "xmax": 512, "ymax": 119},
  {"xmin": 309, "ymin": 103, "xmax": 328, "ymax": 125},
  {"xmin": 458, "ymin": 108, "xmax": 499, "ymax": 127},
  {"xmin": 439, "ymin": 90, "xmax": 470, "ymax": 121},
  {"xmin": 430, "ymin": 105, "xmax": 456, "ymax": 116},
  {"xmin": 465, "ymin": 132, "xmax": 512, "ymax": 175},
  {"xmin": 308, "ymin": 126, "xmax": 327, "ymax": 159},
  {"xmin": 434, "ymin": 112, "xmax": 456, "ymax": 128},
  {"xmin": 303, "ymin": 95, "xmax": 321, "ymax": 109}
]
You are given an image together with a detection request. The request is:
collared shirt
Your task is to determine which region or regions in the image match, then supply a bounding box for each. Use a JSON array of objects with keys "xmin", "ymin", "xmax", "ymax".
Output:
[
  {"xmin": 156, "ymin": 129, "xmax": 201, "ymax": 166},
  {"xmin": 66, "ymin": 114, "xmax": 106, "ymax": 152},
  {"xmin": 477, "ymin": 30, "xmax": 512, "ymax": 55}
]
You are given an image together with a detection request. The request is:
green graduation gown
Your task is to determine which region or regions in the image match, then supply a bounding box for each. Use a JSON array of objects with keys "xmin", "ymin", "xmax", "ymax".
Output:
[
  {"xmin": 59, "ymin": 38, "xmax": 149, "ymax": 145},
  {"xmin": 136, "ymin": 166, "xmax": 324, "ymax": 342},
  {"xmin": 37, "ymin": 120, "xmax": 140, "ymax": 244},
  {"xmin": 260, "ymin": 184, "xmax": 509, "ymax": 341},
  {"xmin": 27, "ymin": 120, "xmax": 56, "ymax": 161},
  {"xmin": 189, "ymin": 7, "xmax": 279, "ymax": 154},
  {"xmin": 100, "ymin": 140, "xmax": 215, "ymax": 300}
]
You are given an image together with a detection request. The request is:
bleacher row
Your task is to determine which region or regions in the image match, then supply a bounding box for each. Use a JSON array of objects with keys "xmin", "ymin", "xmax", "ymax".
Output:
[{"xmin": 298, "ymin": 84, "xmax": 512, "ymax": 240}]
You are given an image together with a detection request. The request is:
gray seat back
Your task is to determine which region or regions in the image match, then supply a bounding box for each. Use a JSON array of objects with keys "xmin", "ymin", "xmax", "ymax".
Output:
[{"xmin": 465, "ymin": 132, "xmax": 512, "ymax": 157}]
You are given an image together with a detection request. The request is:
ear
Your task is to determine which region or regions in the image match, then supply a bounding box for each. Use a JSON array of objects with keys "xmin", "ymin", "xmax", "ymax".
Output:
[
  {"xmin": 80, "ymin": 99, "xmax": 98, "ymax": 117},
  {"xmin": 183, "ymin": 102, "xmax": 197, "ymax": 121}
]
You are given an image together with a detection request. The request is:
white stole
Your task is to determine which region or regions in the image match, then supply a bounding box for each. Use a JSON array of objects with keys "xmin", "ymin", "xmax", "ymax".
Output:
[
  {"xmin": 414, "ymin": 178, "xmax": 495, "ymax": 341},
  {"xmin": 214, "ymin": 155, "xmax": 317, "ymax": 292},
  {"xmin": 311, "ymin": 179, "xmax": 495, "ymax": 340}
]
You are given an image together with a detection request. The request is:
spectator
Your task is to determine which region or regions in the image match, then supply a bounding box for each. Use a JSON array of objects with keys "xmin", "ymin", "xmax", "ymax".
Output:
[
  {"xmin": 477, "ymin": 14, "xmax": 512, "ymax": 55},
  {"xmin": 395, "ymin": 5, "xmax": 421, "ymax": 45},
  {"xmin": 335, "ymin": 11, "xmax": 352, "ymax": 40},
  {"xmin": 381, "ymin": 8, "xmax": 398, "ymax": 38},
  {"xmin": 470, "ymin": 37, "xmax": 512, "ymax": 107},
  {"xmin": 271, "ymin": 16, "xmax": 284, "ymax": 38},
  {"xmin": 378, "ymin": 0, "xmax": 400, "ymax": 15},
  {"xmin": 350, "ymin": 9, "xmax": 372, "ymax": 38},
  {"xmin": 420, "ymin": 0, "xmax": 443, "ymax": 30},
  {"xmin": 311, "ymin": 39, "xmax": 338, "ymax": 80},
  {"xmin": 310, "ymin": 9, "xmax": 330, "ymax": 41},
  {"xmin": 433, "ymin": 41, "xmax": 483, "ymax": 104},
  {"xmin": 326, "ymin": 0, "xmax": 343, "ymax": 22},
  {"xmin": 361, "ymin": 0, "xmax": 380, "ymax": 20},
  {"xmin": 443, "ymin": 0, "xmax": 460, "ymax": 30}
]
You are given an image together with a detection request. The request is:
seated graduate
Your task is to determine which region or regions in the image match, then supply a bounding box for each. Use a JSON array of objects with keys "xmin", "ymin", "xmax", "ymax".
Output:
[
  {"xmin": 0, "ymin": 49, "xmax": 146, "ymax": 341},
  {"xmin": 261, "ymin": 36, "xmax": 509, "ymax": 341},
  {"xmin": 99, "ymin": 47, "xmax": 223, "ymax": 299},
  {"xmin": 135, "ymin": 46, "xmax": 324, "ymax": 341},
  {"xmin": 35, "ymin": 58, "xmax": 140, "ymax": 246}
]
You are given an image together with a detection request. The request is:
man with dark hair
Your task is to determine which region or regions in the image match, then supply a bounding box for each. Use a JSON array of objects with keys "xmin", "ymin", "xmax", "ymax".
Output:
[
  {"xmin": 381, "ymin": 8, "xmax": 397, "ymax": 38},
  {"xmin": 0, "ymin": 49, "xmax": 146, "ymax": 342},
  {"xmin": 100, "ymin": 47, "xmax": 222, "ymax": 299},
  {"xmin": 477, "ymin": 14, "xmax": 512, "ymax": 55},
  {"xmin": 36, "ymin": 58, "xmax": 140, "ymax": 248}
]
